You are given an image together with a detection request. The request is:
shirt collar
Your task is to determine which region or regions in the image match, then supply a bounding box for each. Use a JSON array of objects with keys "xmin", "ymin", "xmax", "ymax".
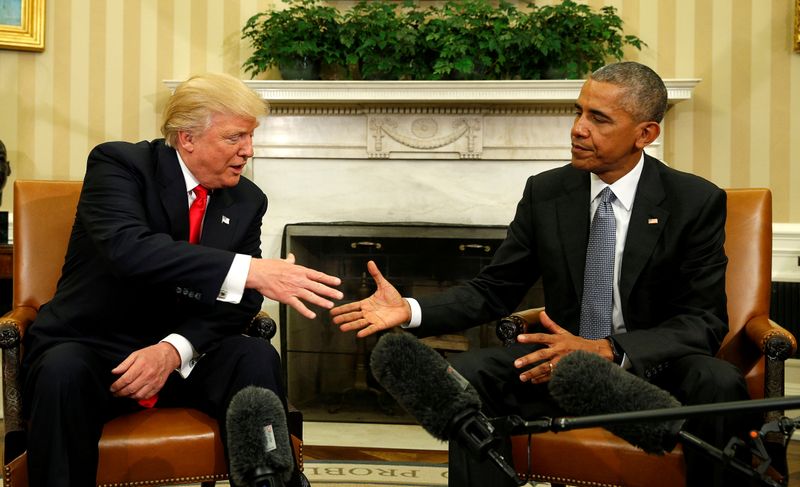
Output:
[
  {"xmin": 588, "ymin": 153, "xmax": 645, "ymax": 212},
  {"xmin": 175, "ymin": 150, "xmax": 201, "ymax": 194}
]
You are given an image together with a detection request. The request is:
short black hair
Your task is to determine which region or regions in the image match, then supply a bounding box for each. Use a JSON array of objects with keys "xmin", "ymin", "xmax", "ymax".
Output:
[{"xmin": 590, "ymin": 62, "xmax": 668, "ymax": 123}]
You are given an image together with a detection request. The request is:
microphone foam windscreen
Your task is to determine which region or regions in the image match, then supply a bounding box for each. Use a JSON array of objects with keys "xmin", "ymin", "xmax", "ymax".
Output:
[
  {"xmin": 370, "ymin": 332, "xmax": 482, "ymax": 441},
  {"xmin": 548, "ymin": 350, "xmax": 682, "ymax": 454},
  {"xmin": 226, "ymin": 386, "xmax": 294, "ymax": 485}
]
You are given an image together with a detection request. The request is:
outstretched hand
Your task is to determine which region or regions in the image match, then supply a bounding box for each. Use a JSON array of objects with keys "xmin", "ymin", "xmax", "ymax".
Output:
[
  {"xmin": 247, "ymin": 253, "xmax": 343, "ymax": 319},
  {"xmin": 330, "ymin": 260, "xmax": 411, "ymax": 337}
]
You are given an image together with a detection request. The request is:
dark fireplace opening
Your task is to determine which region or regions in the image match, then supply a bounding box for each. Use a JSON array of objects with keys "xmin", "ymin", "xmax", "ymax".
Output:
[{"xmin": 280, "ymin": 222, "xmax": 543, "ymax": 424}]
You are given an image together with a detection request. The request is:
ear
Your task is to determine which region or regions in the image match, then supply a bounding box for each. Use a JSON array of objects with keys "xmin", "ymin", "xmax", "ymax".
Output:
[
  {"xmin": 635, "ymin": 121, "xmax": 661, "ymax": 150},
  {"xmin": 176, "ymin": 131, "xmax": 195, "ymax": 153}
]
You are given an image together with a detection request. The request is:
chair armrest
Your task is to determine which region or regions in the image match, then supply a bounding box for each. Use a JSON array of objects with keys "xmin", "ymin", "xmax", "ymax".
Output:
[
  {"xmin": 496, "ymin": 307, "xmax": 544, "ymax": 345},
  {"xmin": 246, "ymin": 310, "xmax": 277, "ymax": 341},
  {"xmin": 742, "ymin": 316, "xmax": 797, "ymax": 402},
  {"xmin": 0, "ymin": 306, "xmax": 37, "ymax": 348},
  {"xmin": 744, "ymin": 317, "xmax": 797, "ymax": 361},
  {"xmin": 0, "ymin": 306, "xmax": 38, "ymax": 450}
]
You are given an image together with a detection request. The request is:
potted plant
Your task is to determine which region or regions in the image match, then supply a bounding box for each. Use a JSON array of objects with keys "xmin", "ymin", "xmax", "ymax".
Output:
[
  {"xmin": 513, "ymin": 0, "xmax": 647, "ymax": 79},
  {"xmin": 339, "ymin": 0, "xmax": 426, "ymax": 81},
  {"xmin": 241, "ymin": 0, "xmax": 645, "ymax": 81},
  {"xmin": 241, "ymin": 0, "xmax": 343, "ymax": 80},
  {"xmin": 422, "ymin": 0, "xmax": 520, "ymax": 80}
]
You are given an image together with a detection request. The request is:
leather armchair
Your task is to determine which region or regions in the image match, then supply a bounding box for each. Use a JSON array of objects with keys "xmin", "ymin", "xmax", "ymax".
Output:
[
  {"xmin": 499, "ymin": 188, "xmax": 797, "ymax": 487},
  {"xmin": 1, "ymin": 180, "xmax": 302, "ymax": 487}
]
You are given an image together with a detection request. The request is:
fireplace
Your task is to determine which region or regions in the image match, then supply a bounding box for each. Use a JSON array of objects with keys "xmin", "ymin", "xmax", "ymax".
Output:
[{"xmin": 280, "ymin": 222, "xmax": 543, "ymax": 423}]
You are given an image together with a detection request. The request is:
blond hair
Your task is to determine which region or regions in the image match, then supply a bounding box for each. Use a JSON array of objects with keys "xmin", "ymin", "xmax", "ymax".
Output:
[{"xmin": 161, "ymin": 73, "xmax": 268, "ymax": 147}]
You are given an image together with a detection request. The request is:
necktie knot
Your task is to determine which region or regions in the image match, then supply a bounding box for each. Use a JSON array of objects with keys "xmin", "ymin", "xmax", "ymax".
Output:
[
  {"xmin": 599, "ymin": 186, "xmax": 616, "ymax": 204},
  {"xmin": 193, "ymin": 185, "xmax": 208, "ymax": 200}
]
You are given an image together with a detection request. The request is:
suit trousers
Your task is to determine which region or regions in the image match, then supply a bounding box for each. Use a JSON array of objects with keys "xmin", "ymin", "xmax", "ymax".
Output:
[
  {"xmin": 22, "ymin": 335, "xmax": 290, "ymax": 487},
  {"xmin": 446, "ymin": 344, "xmax": 754, "ymax": 487}
]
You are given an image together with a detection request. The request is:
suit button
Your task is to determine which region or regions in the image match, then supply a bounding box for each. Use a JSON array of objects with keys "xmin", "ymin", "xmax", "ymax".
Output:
[
  {"xmin": 176, "ymin": 287, "xmax": 182, "ymax": 294},
  {"xmin": 196, "ymin": 293, "xmax": 202, "ymax": 300}
]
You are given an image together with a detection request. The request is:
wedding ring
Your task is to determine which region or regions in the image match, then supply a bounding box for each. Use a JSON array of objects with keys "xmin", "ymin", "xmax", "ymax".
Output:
[{"xmin": 547, "ymin": 362, "xmax": 554, "ymax": 374}]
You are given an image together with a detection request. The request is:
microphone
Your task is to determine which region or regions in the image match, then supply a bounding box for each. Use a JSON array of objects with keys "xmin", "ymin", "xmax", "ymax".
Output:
[
  {"xmin": 548, "ymin": 350, "xmax": 683, "ymax": 454},
  {"xmin": 226, "ymin": 386, "xmax": 294, "ymax": 487},
  {"xmin": 370, "ymin": 332, "xmax": 524, "ymax": 485}
]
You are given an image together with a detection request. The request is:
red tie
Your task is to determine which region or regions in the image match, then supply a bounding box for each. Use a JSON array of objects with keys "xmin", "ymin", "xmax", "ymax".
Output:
[
  {"xmin": 188, "ymin": 185, "xmax": 208, "ymax": 244},
  {"xmin": 139, "ymin": 185, "xmax": 208, "ymax": 410}
]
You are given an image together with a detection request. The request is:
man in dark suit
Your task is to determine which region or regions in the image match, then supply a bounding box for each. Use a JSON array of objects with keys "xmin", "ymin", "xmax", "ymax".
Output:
[
  {"xmin": 331, "ymin": 62, "xmax": 752, "ymax": 486},
  {"xmin": 21, "ymin": 73, "xmax": 342, "ymax": 487}
]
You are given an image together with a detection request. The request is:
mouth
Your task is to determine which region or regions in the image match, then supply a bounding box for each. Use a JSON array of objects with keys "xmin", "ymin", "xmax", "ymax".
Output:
[
  {"xmin": 230, "ymin": 162, "xmax": 246, "ymax": 174},
  {"xmin": 571, "ymin": 143, "xmax": 593, "ymax": 155}
]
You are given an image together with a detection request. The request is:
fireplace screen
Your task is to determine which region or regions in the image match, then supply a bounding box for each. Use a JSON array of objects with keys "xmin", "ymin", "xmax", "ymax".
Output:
[{"xmin": 280, "ymin": 222, "xmax": 543, "ymax": 424}]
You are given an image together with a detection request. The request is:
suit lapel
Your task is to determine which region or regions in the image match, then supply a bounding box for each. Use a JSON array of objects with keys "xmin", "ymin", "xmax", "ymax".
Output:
[
  {"xmin": 155, "ymin": 144, "xmax": 190, "ymax": 242},
  {"xmin": 619, "ymin": 155, "xmax": 668, "ymax": 312},
  {"xmin": 556, "ymin": 169, "xmax": 591, "ymax": 299}
]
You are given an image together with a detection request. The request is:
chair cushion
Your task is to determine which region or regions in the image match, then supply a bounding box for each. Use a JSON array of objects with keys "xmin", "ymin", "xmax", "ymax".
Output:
[
  {"xmin": 96, "ymin": 408, "xmax": 228, "ymax": 486},
  {"xmin": 4, "ymin": 408, "xmax": 303, "ymax": 487},
  {"xmin": 511, "ymin": 428, "xmax": 685, "ymax": 487}
]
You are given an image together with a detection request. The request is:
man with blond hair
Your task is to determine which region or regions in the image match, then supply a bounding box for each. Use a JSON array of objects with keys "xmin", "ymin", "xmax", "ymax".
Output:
[{"xmin": 22, "ymin": 73, "xmax": 337, "ymax": 486}]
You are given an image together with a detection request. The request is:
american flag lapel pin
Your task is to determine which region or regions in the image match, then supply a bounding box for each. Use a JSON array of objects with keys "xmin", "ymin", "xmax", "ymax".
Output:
[
  {"xmin": 221, "ymin": 215, "xmax": 230, "ymax": 225},
  {"xmin": 648, "ymin": 218, "xmax": 658, "ymax": 225}
]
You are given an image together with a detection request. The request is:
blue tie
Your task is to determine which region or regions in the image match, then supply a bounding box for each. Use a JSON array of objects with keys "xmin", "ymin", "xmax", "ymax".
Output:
[{"xmin": 579, "ymin": 187, "xmax": 616, "ymax": 340}]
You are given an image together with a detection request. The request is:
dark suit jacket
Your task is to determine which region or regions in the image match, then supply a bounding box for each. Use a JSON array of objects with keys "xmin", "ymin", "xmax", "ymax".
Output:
[
  {"xmin": 416, "ymin": 154, "xmax": 728, "ymax": 380},
  {"xmin": 23, "ymin": 139, "xmax": 267, "ymax": 369}
]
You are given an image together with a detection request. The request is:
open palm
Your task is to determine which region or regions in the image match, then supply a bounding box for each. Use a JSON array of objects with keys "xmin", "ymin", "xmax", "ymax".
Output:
[{"xmin": 331, "ymin": 261, "xmax": 411, "ymax": 337}]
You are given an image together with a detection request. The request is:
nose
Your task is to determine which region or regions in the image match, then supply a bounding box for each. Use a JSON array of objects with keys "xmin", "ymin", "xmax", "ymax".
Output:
[
  {"xmin": 239, "ymin": 134, "xmax": 254, "ymax": 158},
  {"xmin": 571, "ymin": 115, "xmax": 589, "ymax": 139}
]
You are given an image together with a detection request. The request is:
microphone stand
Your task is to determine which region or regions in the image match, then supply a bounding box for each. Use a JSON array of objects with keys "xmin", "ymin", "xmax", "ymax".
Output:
[{"xmin": 490, "ymin": 396, "xmax": 800, "ymax": 487}]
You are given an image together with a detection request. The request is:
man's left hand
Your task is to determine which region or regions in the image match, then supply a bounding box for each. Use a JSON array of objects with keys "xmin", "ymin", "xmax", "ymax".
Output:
[
  {"xmin": 110, "ymin": 342, "xmax": 181, "ymax": 401},
  {"xmin": 514, "ymin": 310, "xmax": 615, "ymax": 384}
]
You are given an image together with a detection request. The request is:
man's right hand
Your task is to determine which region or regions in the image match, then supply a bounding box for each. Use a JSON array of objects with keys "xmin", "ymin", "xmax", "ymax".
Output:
[
  {"xmin": 246, "ymin": 253, "xmax": 343, "ymax": 319},
  {"xmin": 330, "ymin": 260, "xmax": 411, "ymax": 337}
]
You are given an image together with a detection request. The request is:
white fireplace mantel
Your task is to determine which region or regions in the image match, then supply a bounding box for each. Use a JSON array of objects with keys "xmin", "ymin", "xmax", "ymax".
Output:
[
  {"xmin": 167, "ymin": 79, "xmax": 700, "ymax": 163},
  {"xmin": 165, "ymin": 79, "xmax": 699, "ymax": 163},
  {"xmin": 166, "ymin": 79, "xmax": 700, "ymax": 105}
]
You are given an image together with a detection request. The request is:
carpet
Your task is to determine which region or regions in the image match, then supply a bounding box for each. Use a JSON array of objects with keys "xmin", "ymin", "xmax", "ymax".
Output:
[{"xmin": 304, "ymin": 460, "xmax": 448, "ymax": 486}]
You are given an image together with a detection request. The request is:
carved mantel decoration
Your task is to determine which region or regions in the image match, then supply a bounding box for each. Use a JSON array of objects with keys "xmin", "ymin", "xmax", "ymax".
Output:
[{"xmin": 368, "ymin": 113, "xmax": 482, "ymax": 159}]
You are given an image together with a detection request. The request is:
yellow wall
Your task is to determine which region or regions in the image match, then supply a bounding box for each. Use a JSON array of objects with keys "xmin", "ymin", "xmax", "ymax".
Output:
[{"xmin": 1, "ymin": 0, "xmax": 799, "ymax": 220}]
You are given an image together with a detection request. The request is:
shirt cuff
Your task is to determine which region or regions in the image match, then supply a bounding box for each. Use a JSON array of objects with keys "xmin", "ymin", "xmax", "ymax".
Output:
[
  {"xmin": 161, "ymin": 333, "xmax": 197, "ymax": 379},
  {"xmin": 403, "ymin": 298, "xmax": 422, "ymax": 329},
  {"xmin": 620, "ymin": 353, "xmax": 632, "ymax": 370},
  {"xmin": 218, "ymin": 254, "xmax": 251, "ymax": 304}
]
